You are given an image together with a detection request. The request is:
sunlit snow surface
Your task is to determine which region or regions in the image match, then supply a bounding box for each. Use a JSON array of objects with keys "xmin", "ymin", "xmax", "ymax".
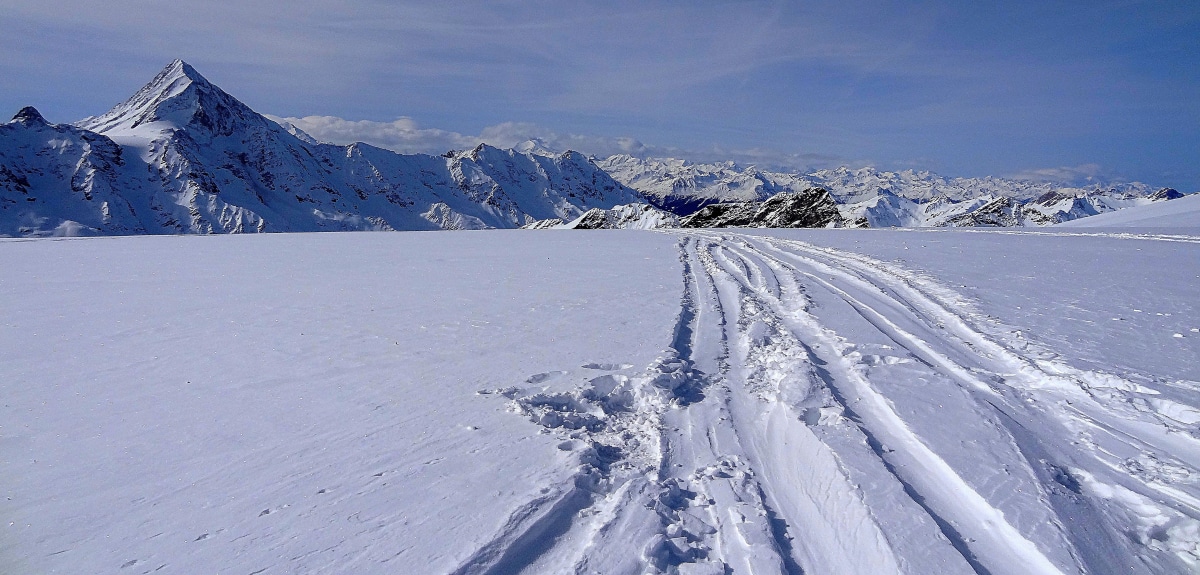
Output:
[
  {"xmin": 1058, "ymin": 192, "xmax": 1200, "ymax": 229},
  {"xmin": 2, "ymin": 227, "xmax": 1198, "ymax": 574}
]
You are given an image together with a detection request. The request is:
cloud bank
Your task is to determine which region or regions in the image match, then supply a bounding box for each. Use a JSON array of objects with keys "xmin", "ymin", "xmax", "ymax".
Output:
[
  {"xmin": 272, "ymin": 114, "xmax": 1136, "ymax": 186},
  {"xmin": 268, "ymin": 114, "xmax": 859, "ymax": 174},
  {"xmin": 1005, "ymin": 164, "xmax": 1108, "ymax": 185}
]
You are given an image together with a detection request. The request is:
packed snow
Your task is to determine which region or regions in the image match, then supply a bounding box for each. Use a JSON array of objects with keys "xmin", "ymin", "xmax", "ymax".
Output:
[{"xmin": 2, "ymin": 225, "xmax": 1198, "ymax": 574}]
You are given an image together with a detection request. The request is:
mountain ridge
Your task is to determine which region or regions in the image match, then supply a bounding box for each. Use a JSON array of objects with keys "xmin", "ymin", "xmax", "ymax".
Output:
[
  {"xmin": 2, "ymin": 61, "xmax": 640, "ymax": 236},
  {"xmin": 0, "ymin": 60, "xmax": 1188, "ymax": 236}
]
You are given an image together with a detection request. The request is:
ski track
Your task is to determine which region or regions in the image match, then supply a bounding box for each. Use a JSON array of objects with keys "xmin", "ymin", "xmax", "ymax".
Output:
[{"xmin": 464, "ymin": 230, "xmax": 1200, "ymax": 575}]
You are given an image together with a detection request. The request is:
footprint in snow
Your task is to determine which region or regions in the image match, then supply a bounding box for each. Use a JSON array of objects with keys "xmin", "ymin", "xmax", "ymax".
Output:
[
  {"xmin": 860, "ymin": 354, "xmax": 913, "ymax": 366},
  {"xmin": 582, "ymin": 362, "xmax": 634, "ymax": 371},
  {"xmin": 525, "ymin": 371, "xmax": 569, "ymax": 384}
]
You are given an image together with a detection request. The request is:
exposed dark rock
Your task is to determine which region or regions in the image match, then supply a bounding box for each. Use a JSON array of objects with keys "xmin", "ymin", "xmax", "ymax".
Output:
[
  {"xmin": 11, "ymin": 106, "xmax": 47, "ymax": 125},
  {"xmin": 945, "ymin": 196, "xmax": 1023, "ymax": 227},
  {"xmin": 679, "ymin": 188, "xmax": 843, "ymax": 228},
  {"xmin": 1149, "ymin": 188, "xmax": 1183, "ymax": 201},
  {"xmin": 1035, "ymin": 190, "xmax": 1071, "ymax": 205},
  {"xmin": 570, "ymin": 208, "xmax": 614, "ymax": 230}
]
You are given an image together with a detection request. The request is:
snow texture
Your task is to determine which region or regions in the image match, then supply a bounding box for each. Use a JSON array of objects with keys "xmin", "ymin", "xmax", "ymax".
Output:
[
  {"xmin": 1057, "ymin": 191, "xmax": 1200, "ymax": 228},
  {"xmin": 3, "ymin": 225, "xmax": 1198, "ymax": 574}
]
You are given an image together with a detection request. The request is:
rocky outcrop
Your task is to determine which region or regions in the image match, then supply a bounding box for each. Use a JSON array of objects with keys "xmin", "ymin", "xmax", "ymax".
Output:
[
  {"xmin": 944, "ymin": 197, "xmax": 1024, "ymax": 227},
  {"xmin": 679, "ymin": 188, "xmax": 843, "ymax": 228}
]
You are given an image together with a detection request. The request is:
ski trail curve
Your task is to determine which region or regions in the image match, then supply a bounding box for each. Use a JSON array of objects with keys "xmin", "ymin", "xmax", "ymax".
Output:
[{"xmin": 473, "ymin": 230, "xmax": 1199, "ymax": 574}]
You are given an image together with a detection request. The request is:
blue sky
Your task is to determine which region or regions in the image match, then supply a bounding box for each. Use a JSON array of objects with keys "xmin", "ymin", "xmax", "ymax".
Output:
[{"xmin": 2, "ymin": 0, "xmax": 1197, "ymax": 189}]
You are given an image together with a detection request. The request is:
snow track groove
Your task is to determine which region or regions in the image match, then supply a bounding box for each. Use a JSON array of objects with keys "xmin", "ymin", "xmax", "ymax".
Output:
[
  {"xmin": 711, "ymin": 238, "xmax": 1068, "ymax": 575},
  {"xmin": 481, "ymin": 230, "xmax": 1200, "ymax": 574}
]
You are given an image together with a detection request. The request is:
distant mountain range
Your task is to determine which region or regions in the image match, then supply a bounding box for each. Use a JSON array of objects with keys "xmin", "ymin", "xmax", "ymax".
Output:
[
  {"xmin": 595, "ymin": 156, "xmax": 1184, "ymax": 229},
  {"xmin": 0, "ymin": 60, "xmax": 1188, "ymax": 236}
]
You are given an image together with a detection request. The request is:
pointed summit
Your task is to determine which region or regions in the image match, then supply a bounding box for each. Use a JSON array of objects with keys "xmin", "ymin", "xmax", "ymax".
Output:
[
  {"xmin": 11, "ymin": 106, "xmax": 47, "ymax": 125},
  {"xmin": 169, "ymin": 59, "xmax": 207, "ymax": 82},
  {"xmin": 77, "ymin": 59, "xmax": 265, "ymax": 137}
]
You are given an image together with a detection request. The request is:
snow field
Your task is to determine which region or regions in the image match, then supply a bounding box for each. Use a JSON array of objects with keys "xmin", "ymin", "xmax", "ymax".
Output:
[
  {"xmin": 3, "ymin": 226, "xmax": 1199, "ymax": 574},
  {"xmin": 0, "ymin": 231, "xmax": 681, "ymax": 574}
]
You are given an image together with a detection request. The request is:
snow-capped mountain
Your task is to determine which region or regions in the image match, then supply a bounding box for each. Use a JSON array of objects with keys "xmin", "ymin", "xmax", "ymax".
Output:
[
  {"xmin": 3, "ymin": 60, "xmax": 1186, "ymax": 236},
  {"xmin": 598, "ymin": 155, "xmax": 1182, "ymax": 228},
  {"xmin": 0, "ymin": 107, "xmax": 152, "ymax": 236},
  {"xmin": 595, "ymin": 155, "xmax": 812, "ymax": 215},
  {"xmin": 1, "ymin": 60, "xmax": 640, "ymax": 236}
]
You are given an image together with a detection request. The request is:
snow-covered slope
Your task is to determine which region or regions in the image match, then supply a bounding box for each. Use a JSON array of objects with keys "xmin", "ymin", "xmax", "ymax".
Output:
[
  {"xmin": 0, "ymin": 107, "xmax": 155, "ymax": 235},
  {"xmin": 1057, "ymin": 191, "xmax": 1199, "ymax": 228},
  {"xmin": 599, "ymin": 155, "xmax": 1178, "ymax": 228},
  {"xmin": 1, "ymin": 61, "xmax": 639, "ymax": 236},
  {"xmin": 4, "ymin": 228, "xmax": 1198, "ymax": 573}
]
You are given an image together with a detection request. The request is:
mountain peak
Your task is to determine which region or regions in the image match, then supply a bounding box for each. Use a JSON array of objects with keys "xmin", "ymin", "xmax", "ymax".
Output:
[
  {"xmin": 77, "ymin": 59, "xmax": 262, "ymax": 137},
  {"xmin": 11, "ymin": 106, "xmax": 47, "ymax": 125},
  {"xmin": 512, "ymin": 138, "xmax": 560, "ymax": 157},
  {"xmin": 154, "ymin": 59, "xmax": 211, "ymax": 89}
]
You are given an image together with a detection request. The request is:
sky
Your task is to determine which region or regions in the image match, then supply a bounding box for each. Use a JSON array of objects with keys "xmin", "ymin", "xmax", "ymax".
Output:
[{"xmin": 1, "ymin": 0, "xmax": 1197, "ymax": 189}]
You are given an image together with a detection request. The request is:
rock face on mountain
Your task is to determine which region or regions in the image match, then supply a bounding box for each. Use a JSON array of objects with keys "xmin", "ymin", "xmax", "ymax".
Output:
[
  {"xmin": 1, "ymin": 60, "xmax": 640, "ymax": 236},
  {"xmin": 520, "ymin": 203, "xmax": 680, "ymax": 230},
  {"xmin": 943, "ymin": 197, "xmax": 1024, "ymax": 227},
  {"xmin": 679, "ymin": 189, "xmax": 844, "ymax": 228},
  {"xmin": 563, "ymin": 203, "xmax": 680, "ymax": 229}
]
